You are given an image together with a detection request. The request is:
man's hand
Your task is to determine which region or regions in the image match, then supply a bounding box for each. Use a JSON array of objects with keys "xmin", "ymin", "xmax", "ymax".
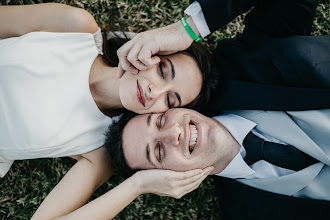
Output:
[
  {"xmin": 132, "ymin": 167, "xmax": 214, "ymax": 199},
  {"xmin": 117, "ymin": 17, "xmax": 197, "ymax": 77}
]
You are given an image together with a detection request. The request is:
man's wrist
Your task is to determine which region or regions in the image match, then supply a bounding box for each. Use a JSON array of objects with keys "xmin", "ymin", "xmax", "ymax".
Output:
[
  {"xmin": 185, "ymin": 15, "xmax": 201, "ymax": 37},
  {"xmin": 184, "ymin": 1, "xmax": 211, "ymax": 38},
  {"xmin": 172, "ymin": 19, "xmax": 194, "ymax": 48}
]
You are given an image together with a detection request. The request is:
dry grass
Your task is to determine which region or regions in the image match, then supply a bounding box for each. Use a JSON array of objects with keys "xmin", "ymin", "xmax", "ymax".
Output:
[{"xmin": 0, "ymin": 0, "xmax": 329, "ymax": 219}]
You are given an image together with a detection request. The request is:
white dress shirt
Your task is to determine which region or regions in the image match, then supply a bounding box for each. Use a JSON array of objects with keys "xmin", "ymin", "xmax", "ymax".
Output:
[
  {"xmin": 184, "ymin": 1, "xmax": 211, "ymax": 37},
  {"xmin": 213, "ymin": 114, "xmax": 295, "ymax": 179}
]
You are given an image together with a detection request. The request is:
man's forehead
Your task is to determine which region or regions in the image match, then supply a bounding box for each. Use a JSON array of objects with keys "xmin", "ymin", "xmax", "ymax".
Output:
[
  {"xmin": 122, "ymin": 114, "xmax": 154, "ymax": 169},
  {"xmin": 123, "ymin": 114, "xmax": 149, "ymax": 143}
]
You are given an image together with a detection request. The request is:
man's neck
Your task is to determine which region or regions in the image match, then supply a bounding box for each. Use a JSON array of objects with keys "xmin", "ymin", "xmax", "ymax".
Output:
[{"xmin": 211, "ymin": 118, "xmax": 241, "ymax": 175}]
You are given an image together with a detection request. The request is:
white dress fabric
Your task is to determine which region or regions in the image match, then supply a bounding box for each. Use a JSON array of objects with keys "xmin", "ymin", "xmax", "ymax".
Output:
[{"xmin": 0, "ymin": 29, "xmax": 112, "ymax": 177}]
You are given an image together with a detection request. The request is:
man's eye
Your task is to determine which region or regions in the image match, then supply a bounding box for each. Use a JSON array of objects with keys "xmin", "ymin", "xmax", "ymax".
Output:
[
  {"xmin": 158, "ymin": 62, "xmax": 164, "ymax": 79},
  {"xmin": 157, "ymin": 113, "xmax": 164, "ymax": 129},
  {"xmin": 158, "ymin": 143, "xmax": 162, "ymax": 162}
]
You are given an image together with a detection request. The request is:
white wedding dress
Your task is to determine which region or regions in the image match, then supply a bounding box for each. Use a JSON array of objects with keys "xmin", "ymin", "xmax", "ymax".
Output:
[{"xmin": 0, "ymin": 29, "xmax": 112, "ymax": 177}]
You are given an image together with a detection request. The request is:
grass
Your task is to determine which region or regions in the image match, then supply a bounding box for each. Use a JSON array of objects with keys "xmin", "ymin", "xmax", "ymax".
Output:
[{"xmin": 0, "ymin": 0, "xmax": 329, "ymax": 219}]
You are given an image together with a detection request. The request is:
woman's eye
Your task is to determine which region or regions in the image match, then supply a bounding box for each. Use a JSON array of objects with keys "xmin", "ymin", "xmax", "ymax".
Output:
[
  {"xmin": 158, "ymin": 62, "xmax": 165, "ymax": 79},
  {"xmin": 166, "ymin": 94, "xmax": 176, "ymax": 109}
]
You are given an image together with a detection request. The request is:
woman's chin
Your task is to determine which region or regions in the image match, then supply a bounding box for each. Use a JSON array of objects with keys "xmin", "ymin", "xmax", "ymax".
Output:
[{"xmin": 122, "ymin": 101, "xmax": 144, "ymax": 114}]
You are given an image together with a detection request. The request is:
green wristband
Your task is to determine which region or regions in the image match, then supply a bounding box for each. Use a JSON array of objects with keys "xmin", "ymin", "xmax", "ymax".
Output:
[{"xmin": 181, "ymin": 17, "xmax": 202, "ymax": 42}]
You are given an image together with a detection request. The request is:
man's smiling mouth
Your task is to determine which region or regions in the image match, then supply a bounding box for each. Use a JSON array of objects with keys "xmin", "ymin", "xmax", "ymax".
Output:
[{"xmin": 189, "ymin": 121, "xmax": 198, "ymax": 154}]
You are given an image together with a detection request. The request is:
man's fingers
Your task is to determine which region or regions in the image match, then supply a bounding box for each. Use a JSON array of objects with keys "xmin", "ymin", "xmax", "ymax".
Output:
[
  {"xmin": 117, "ymin": 63, "xmax": 125, "ymax": 78},
  {"xmin": 138, "ymin": 45, "xmax": 161, "ymax": 66},
  {"xmin": 117, "ymin": 40, "xmax": 139, "ymax": 74},
  {"xmin": 118, "ymin": 55, "xmax": 139, "ymax": 74},
  {"xmin": 126, "ymin": 44, "xmax": 151, "ymax": 71}
]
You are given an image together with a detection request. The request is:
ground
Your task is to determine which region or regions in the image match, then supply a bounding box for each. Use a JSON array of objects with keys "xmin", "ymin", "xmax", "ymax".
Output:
[{"xmin": 0, "ymin": 0, "xmax": 329, "ymax": 219}]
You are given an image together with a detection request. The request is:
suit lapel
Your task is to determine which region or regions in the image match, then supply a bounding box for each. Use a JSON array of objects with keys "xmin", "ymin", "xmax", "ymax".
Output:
[
  {"xmin": 237, "ymin": 163, "xmax": 324, "ymax": 196},
  {"xmin": 225, "ymin": 110, "xmax": 329, "ymax": 195},
  {"xmin": 228, "ymin": 110, "xmax": 330, "ymax": 165}
]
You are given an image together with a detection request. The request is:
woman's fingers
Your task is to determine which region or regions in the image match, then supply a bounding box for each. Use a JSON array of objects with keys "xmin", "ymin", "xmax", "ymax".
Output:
[
  {"xmin": 176, "ymin": 170, "xmax": 211, "ymax": 199},
  {"xmin": 167, "ymin": 168, "xmax": 212, "ymax": 199},
  {"xmin": 133, "ymin": 167, "xmax": 213, "ymax": 198},
  {"xmin": 173, "ymin": 166, "xmax": 213, "ymax": 180},
  {"xmin": 176, "ymin": 167, "xmax": 213, "ymax": 186}
]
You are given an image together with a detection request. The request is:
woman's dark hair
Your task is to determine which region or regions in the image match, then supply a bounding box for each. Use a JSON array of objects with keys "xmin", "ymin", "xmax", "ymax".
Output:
[
  {"xmin": 104, "ymin": 110, "xmax": 140, "ymax": 178},
  {"xmin": 102, "ymin": 32, "xmax": 220, "ymax": 110}
]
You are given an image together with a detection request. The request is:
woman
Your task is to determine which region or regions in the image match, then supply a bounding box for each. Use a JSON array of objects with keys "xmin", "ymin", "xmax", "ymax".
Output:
[{"xmin": 0, "ymin": 3, "xmax": 215, "ymax": 219}]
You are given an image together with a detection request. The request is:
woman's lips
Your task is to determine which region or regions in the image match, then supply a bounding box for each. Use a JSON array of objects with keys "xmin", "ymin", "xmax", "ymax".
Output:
[{"xmin": 137, "ymin": 80, "xmax": 145, "ymax": 106}]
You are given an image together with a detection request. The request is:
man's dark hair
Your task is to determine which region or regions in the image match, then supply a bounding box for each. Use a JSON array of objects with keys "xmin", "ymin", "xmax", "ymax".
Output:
[
  {"xmin": 102, "ymin": 33, "xmax": 220, "ymax": 110},
  {"xmin": 104, "ymin": 110, "xmax": 140, "ymax": 178}
]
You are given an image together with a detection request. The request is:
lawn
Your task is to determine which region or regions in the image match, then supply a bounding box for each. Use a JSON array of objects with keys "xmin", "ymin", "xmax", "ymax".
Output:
[{"xmin": 0, "ymin": 0, "xmax": 329, "ymax": 219}]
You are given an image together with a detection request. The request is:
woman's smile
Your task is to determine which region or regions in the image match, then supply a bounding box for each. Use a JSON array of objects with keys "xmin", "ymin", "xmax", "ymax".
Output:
[
  {"xmin": 137, "ymin": 80, "xmax": 145, "ymax": 106},
  {"xmin": 119, "ymin": 53, "xmax": 202, "ymax": 114}
]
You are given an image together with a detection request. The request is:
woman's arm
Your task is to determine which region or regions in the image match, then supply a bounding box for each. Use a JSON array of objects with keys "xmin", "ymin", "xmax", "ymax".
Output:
[
  {"xmin": 54, "ymin": 168, "xmax": 213, "ymax": 220},
  {"xmin": 32, "ymin": 146, "xmax": 213, "ymax": 219},
  {"xmin": 31, "ymin": 147, "xmax": 114, "ymax": 220},
  {"xmin": 0, "ymin": 3, "xmax": 98, "ymax": 38}
]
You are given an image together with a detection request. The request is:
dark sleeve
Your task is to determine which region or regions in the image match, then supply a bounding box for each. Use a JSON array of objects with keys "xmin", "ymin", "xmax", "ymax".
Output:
[
  {"xmin": 242, "ymin": 0, "xmax": 318, "ymax": 38},
  {"xmin": 198, "ymin": 81, "xmax": 330, "ymax": 116},
  {"xmin": 212, "ymin": 176, "xmax": 330, "ymax": 220},
  {"xmin": 193, "ymin": 0, "xmax": 255, "ymax": 32},
  {"xmin": 191, "ymin": 0, "xmax": 317, "ymax": 36}
]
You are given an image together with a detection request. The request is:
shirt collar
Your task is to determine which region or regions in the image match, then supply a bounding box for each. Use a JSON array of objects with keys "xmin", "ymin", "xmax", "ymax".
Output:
[{"xmin": 212, "ymin": 114, "xmax": 256, "ymax": 178}]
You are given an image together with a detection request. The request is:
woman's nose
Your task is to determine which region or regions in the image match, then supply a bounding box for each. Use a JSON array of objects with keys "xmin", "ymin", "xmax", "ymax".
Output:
[
  {"xmin": 159, "ymin": 123, "xmax": 181, "ymax": 146},
  {"xmin": 147, "ymin": 84, "xmax": 167, "ymax": 100}
]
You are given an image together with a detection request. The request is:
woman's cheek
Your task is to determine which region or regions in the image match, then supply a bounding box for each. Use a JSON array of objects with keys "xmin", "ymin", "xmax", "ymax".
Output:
[{"xmin": 148, "ymin": 100, "xmax": 169, "ymax": 113}]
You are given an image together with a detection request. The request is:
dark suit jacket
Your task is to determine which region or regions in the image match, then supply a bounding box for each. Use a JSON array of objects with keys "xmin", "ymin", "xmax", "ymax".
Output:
[
  {"xmin": 194, "ymin": 0, "xmax": 330, "ymax": 115},
  {"xmin": 192, "ymin": 0, "xmax": 330, "ymax": 218},
  {"xmin": 213, "ymin": 176, "xmax": 330, "ymax": 220}
]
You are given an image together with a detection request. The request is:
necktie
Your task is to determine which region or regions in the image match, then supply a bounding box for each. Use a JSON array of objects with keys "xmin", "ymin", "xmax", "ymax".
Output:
[{"xmin": 243, "ymin": 132, "xmax": 318, "ymax": 171}]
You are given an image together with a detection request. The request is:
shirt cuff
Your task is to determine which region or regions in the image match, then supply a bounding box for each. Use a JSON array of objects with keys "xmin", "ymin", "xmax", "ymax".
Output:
[{"xmin": 184, "ymin": 1, "xmax": 211, "ymax": 38}]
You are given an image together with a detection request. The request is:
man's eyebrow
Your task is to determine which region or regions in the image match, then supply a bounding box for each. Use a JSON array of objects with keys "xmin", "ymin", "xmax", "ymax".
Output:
[
  {"xmin": 166, "ymin": 58, "xmax": 175, "ymax": 80},
  {"xmin": 146, "ymin": 144, "xmax": 155, "ymax": 166},
  {"xmin": 147, "ymin": 114, "xmax": 152, "ymax": 127}
]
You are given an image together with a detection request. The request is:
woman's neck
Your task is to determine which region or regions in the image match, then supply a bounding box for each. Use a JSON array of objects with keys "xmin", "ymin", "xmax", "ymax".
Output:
[{"xmin": 89, "ymin": 55, "xmax": 123, "ymax": 116}]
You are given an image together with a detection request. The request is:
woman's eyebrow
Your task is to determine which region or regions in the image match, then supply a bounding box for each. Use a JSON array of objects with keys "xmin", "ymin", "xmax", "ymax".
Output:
[
  {"xmin": 175, "ymin": 92, "xmax": 182, "ymax": 107},
  {"xmin": 166, "ymin": 58, "xmax": 181, "ymax": 106},
  {"xmin": 166, "ymin": 58, "xmax": 175, "ymax": 80}
]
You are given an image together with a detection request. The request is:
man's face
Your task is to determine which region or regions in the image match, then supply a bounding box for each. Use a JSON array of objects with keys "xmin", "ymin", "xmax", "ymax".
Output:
[{"xmin": 122, "ymin": 108, "xmax": 236, "ymax": 174}]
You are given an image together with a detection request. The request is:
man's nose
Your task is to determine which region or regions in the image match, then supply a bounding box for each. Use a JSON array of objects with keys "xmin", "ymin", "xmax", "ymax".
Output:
[{"xmin": 159, "ymin": 122, "xmax": 182, "ymax": 146}]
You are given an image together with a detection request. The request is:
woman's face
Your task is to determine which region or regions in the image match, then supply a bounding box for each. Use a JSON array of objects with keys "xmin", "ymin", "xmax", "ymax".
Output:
[{"xmin": 119, "ymin": 53, "xmax": 203, "ymax": 114}]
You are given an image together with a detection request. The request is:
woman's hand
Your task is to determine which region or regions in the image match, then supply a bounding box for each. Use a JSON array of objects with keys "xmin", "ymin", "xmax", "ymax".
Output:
[{"xmin": 131, "ymin": 167, "xmax": 214, "ymax": 199}]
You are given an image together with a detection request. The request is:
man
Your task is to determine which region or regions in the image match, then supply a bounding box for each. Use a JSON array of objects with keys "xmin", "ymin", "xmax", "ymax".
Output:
[
  {"xmin": 105, "ymin": 108, "xmax": 330, "ymax": 219},
  {"xmin": 117, "ymin": 0, "xmax": 330, "ymax": 113}
]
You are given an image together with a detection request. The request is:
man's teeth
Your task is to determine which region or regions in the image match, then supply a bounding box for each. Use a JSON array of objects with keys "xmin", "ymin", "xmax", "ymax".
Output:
[{"xmin": 189, "ymin": 124, "xmax": 198, "ymax": 151}]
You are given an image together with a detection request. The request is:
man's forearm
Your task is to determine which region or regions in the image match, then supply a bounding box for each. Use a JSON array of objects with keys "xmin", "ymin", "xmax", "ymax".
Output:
[{"xmin": 193, "ymin": 0, "xmax": 255, "ymax": 32}]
